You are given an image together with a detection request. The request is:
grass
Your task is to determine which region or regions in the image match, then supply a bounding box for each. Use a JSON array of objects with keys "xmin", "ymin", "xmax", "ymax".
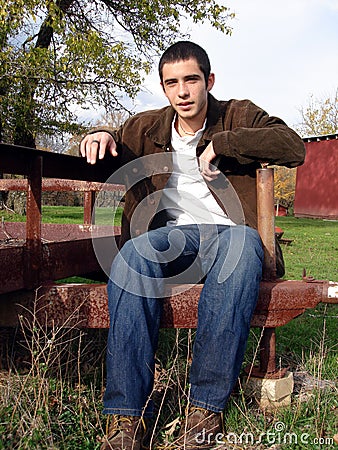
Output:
[
  {"xmin": 0, "ymin": 205, "xmax": 123, "ymax": 226},
  {"xmin": 0, "ymin": 209, "xmax": 337, "ymax": 449},
  {"xmin": 276, "ymin": 216, "xmax": 338, "ymax": 281}
]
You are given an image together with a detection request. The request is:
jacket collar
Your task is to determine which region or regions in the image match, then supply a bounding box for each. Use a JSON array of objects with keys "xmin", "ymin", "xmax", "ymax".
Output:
[{"xmin": 145, "ymin": 94, "xmax": 226, "ymax": 146}]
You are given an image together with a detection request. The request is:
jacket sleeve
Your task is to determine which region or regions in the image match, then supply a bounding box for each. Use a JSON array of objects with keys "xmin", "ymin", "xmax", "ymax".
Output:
[{"xmin": 212, "ymin": 100, "xmax": 305, "ymax": 168}]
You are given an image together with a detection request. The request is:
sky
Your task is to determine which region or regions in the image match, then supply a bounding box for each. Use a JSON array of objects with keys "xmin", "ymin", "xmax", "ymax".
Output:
[{"xmin": 128, "ymin": 0, "xmax": 338, "ymax": 129}]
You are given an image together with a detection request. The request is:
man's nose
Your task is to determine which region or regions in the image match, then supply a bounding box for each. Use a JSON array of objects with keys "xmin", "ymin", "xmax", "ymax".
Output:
[{"xmin": 178, "ymin": 82, "xmax": 189, "ymax": 98}]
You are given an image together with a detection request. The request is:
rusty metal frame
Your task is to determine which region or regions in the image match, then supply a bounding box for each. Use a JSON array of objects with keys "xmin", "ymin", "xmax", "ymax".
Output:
[
  {"xmin": 0, "ymin": 177, "xmax": 124, "ymax": 226},
  {"xmin": 0, "ymin": 143, "xmax": 122, "ymax": 291},
  {"xmin": 0, "ymin": 143, "xmax": 336, "ymax": 379}
]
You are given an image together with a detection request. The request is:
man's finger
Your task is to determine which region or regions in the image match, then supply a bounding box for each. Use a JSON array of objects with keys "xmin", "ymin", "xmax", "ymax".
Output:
[
  {"xmin": 199, "ymin": 158, "xmax": 220, "ymax": 181},
  {"xmin": 201, "ymin": 170, "xmax": 220, "ymax": 182},
  {"xmin": 80, "ymin": 133, "xmax": 114, "ymax": 164},
  {"xmin": 105, "ymin": 139, "xmax": 118, "ymax": 158},
  {"xmin": 88, "ymin": 140, "xmax": 99, "ymax": 164},
  {"xmin": 80, "ymin": 136, "xmax": 100, "ymax": 163}
]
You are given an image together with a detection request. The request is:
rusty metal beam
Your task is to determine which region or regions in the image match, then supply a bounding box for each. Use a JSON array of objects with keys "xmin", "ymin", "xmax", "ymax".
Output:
[
  {"xmin": 84, "ymin": 191, "xmax": 96, "ymax": 226},
  {"xmin": 257, "ymin": 166, "xmax": 277, "ymax": 281},
  {"xmin": 259, "ymin": 329, "xmax": 277, "ymax": 374},
  {"xmin": 0, "ymin": 223, "xmax": 120, "ymax": 294},
  {"xmin": 256, "ymin": 166, "xmax": 279, "ymax": 375},
  {"xmin": 24, "ymin": 155, "xmax": 42, "ymax": 288},
  {"xmin": 0, "ymin": 222, "xmax": 120, "ymax": 242},
  {"xmin": 0, "ymin": 178, "xmax": 124, "ymax": 192},
  {"xmin": 0, "ymin": 279, "xmax": 328, "ymax": 329},
  {"xmin": 0, "ymin": 247, "xmax": 25, "ymax": 292},
  {"xmin": 0, "ymin": 143, "xmax": 119, "ymax": 182}
]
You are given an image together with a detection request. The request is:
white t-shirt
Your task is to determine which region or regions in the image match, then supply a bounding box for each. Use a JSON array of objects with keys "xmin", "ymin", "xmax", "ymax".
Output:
[{"xmin": 159, "ymin": 119, "xmax": 235, "ymax": 227}]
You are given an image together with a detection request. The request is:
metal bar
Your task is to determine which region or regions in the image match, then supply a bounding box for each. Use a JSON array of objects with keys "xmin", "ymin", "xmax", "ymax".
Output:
[
  {"xmin": 83, "ymin": 191, "xmax": 96, "ymax": 226},
  {"xmin": 259, "ymin": 328, "xmax": 276, "ymax": 374},
  {"xmin": 0, "ymin": 178, "xmax": 124, "ymax": 192},
  {"xmin": 4, "ymin": 279, "xmax": 325, "ymax": 328},
  {"xmin": 256, "ymin": 167, "xmax": 277, "ymax": 281},
  {"xmin": 24, "ymin": 155, "xmax": 42, "ymax": 289},
  {"xmin": 0, "ymin": 222, "xmax": 120, "ymax": 294},
  {"xmin": 0, "ymin": 142, "xmax": 118, "ymax": 182},
  {"xmin": 256, "ymin": 166, "xmax": 278, "ymax": 375}
]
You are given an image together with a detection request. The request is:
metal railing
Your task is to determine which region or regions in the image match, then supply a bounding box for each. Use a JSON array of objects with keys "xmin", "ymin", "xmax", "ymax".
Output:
[{"xmin": 0, "ymin": 142, "xmax": 336, "ymax": 378}]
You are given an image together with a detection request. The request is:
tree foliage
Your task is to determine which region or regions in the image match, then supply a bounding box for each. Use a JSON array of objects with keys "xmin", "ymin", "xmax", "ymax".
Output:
[
  {"xmin": 0, "ymin": 0, "xmax": 234, "ymax": 148},
  {"xmin": 274, "ymin": 166, "xmax": 296, "ymax": 211},
  {"xmin": 296, "ymin": 88, "xmax": 338, "ymax": 137}
]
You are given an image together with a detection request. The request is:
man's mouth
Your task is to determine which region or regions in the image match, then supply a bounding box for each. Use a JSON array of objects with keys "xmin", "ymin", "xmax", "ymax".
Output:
[{"xmin": 177, "ymin": 102, "xmax": 193, "ymax": 110}]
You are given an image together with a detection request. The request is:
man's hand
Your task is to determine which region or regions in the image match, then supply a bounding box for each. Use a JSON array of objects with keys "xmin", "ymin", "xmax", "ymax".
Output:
[
  {"xmin": 80, "ymin": 132, "xmax": 118, "ymax": 164},
  {"xmin": 199, "ymin": 142, "xmax": 220, "ymax": 182}
]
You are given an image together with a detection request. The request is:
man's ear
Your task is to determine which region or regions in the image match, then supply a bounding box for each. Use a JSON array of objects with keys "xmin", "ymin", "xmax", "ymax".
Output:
[{"xmin": 207, "ymin": 73, "xmax": 215, "ymax": 92}]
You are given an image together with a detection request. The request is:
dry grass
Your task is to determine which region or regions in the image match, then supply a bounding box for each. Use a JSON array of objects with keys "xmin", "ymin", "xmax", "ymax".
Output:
[{"xmin": 0, "ymin": 306, "xmax": 336, "ymax": 449}]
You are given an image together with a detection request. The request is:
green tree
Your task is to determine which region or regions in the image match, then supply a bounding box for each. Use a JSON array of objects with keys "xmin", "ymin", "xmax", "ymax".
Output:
[
  {"xmin": 296, "ymin": 89, "xmax": 338, "ymax": 137},
  {"xmin": 0, "ymin": 0, "xmax": 234, "ymax": 149},
  {"xmin": 274, "ymin": 166, "xmax": 296, "ymax": 212}
]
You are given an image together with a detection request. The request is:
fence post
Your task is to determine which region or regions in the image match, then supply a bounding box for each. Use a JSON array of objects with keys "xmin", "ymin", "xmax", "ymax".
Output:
[
  {"xmin": 24, "ymin": 155, "xmax": 42, "ymax": 289},
  {"xmin": 84, "ymin": 190, "xmax": 96, "ymax": 226},
  {"xmin": 256, "ymin": 166, "xmax": 280, "ymax": 377},
  {"xmin": 256, "ymin": 166, "xmax": 277, "ymax": 281}
]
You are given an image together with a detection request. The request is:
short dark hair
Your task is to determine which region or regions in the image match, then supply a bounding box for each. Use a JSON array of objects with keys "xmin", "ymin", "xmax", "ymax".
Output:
[{"xmin": 158, "ymin": 41, "xmax": 211, "ymax": 86}]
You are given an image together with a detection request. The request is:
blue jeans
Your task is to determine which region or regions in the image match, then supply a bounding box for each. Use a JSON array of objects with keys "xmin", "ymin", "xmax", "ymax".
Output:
[{"xmin": 103, "ymin": 224, "xmax": 263, "ymax": 416}]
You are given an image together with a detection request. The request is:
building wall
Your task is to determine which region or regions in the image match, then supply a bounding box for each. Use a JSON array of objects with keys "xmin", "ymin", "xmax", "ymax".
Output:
[{"xmin": 294, "ymin": 135, "xmax": 338, "ymax": 219}]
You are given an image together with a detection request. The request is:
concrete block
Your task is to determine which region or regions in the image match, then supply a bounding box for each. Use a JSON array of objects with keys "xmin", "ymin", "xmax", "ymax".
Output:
[{"xmin": 243, "ymin": 371, "xmax": 294, "ymax": 410}]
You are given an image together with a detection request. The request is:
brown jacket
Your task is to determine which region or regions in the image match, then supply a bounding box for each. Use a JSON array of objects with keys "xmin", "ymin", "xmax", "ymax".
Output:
[{"xmin": 99, "ymin": 94, "xmax": 305, "ymax": 277}]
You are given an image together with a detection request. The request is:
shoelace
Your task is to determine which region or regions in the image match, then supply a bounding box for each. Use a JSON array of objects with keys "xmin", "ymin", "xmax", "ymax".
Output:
[
  {"xmin": 186, "ymin": 406, "xmax": 209, "ymax": 416},
  {"xmin": 106, "ymin": 415, "xmax": 146, "ymax": 437}
]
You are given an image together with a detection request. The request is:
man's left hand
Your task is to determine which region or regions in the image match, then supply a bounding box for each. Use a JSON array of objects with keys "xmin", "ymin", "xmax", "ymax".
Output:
[{"xmin": 199, "ymin": 142, "xmax": 220, "ymax": 182}]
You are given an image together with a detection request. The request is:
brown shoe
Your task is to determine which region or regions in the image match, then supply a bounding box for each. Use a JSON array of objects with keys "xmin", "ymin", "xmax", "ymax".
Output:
[
  {"xmin": 100, "ymin": 415, "xmax": 149, "ymax": 450},
  {"xmin": 173, "ymin": 406, "xmax": 224, "ymax": 449}
]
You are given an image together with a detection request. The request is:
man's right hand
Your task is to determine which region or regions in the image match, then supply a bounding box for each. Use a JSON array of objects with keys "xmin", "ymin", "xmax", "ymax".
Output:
[{"xmin": 80, "ymin": 131, "xmax": 118, "ymax": 164}]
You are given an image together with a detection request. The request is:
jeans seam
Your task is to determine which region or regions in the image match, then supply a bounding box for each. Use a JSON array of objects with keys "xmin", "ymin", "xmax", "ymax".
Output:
[
  {"xmin": 103, "ymin": 407, "xmax": 153, "ymax": 417},
  {"xmin": 189, "ymin": 397, "xmax": 224, "ymax": 413}
]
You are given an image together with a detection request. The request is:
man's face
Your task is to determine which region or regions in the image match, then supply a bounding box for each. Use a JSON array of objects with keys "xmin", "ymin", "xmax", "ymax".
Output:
[{"xmin": 161, "ymin": 58, "xmax": 215, "ymax": 124}]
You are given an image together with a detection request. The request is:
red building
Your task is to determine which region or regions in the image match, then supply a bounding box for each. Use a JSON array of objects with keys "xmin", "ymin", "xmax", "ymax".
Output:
[{"xmin": 294, "ymin": 133, "xmax": 338, "ymax": 220}]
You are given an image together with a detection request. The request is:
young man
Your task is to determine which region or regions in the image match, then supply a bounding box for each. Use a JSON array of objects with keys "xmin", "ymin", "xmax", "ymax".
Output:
[{"xmin": 80, "ymin": 41, "xmax": 305, "ymax": 449}]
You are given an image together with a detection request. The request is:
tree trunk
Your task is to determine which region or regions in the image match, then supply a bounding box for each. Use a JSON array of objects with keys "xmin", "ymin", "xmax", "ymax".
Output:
[{"xmin": 13, "ymin": 0, "xmax": 75, "ymax": 148}]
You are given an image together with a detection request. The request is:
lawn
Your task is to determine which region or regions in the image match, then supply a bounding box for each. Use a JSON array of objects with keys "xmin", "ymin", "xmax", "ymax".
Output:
[
  {"xmin": 0, "ymin": 209, "xmax": 337, "ymax": 449},
  {"xmin": 0, "ymin": 205, "xmax": 123, "ymax": 226},
  {"xmin": 276, "ymin": 216, "xmax": 338, "ymax": 281}
]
